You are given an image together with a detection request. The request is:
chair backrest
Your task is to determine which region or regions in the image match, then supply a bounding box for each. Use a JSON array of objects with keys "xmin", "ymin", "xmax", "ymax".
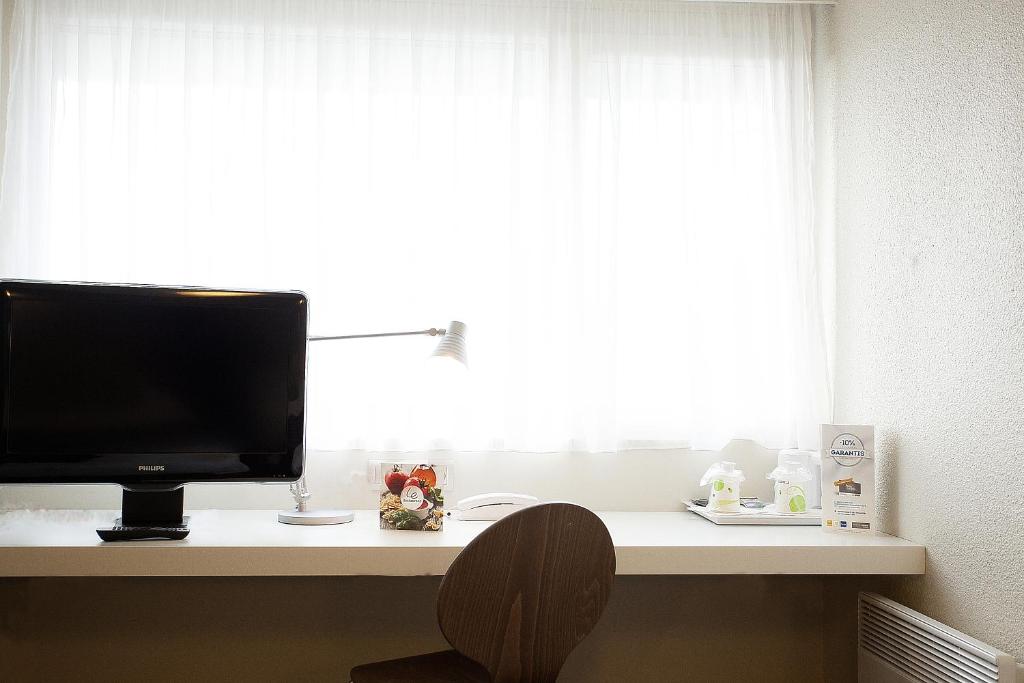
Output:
[{"xmin": 437, "ymin": 502, "xmax": 615, "ymax": 683}]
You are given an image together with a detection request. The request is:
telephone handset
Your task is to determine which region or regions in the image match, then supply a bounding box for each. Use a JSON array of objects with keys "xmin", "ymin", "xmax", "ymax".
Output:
[{"xmin": 451, "ymin": 493, "xmax": 540, "ymax": 521}]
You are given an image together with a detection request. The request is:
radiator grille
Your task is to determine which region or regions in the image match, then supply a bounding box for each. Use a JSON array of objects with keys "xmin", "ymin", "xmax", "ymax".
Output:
[{"xmin": 858, "ymin": 593, "xmax": 1016, "ymax": 683}]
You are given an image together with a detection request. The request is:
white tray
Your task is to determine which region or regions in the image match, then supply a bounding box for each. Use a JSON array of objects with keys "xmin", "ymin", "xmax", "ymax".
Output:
[{"xmin": 687, "ymin": 503, "xmax": 822, "ymax": 526}]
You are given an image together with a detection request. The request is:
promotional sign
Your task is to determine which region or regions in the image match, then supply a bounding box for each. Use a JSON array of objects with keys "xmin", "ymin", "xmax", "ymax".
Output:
[
  {"xmin": 820, "ymin": 425, "xmax": 875, "ymax": 532},
  {"xmin": 380, "ymin": 463, "xmax": 446, "ymax": 531}
]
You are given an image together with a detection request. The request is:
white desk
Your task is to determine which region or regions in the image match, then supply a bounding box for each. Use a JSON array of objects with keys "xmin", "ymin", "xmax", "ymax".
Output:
[{"xmin": 0, "ymin": 509, "xmax": 925, "ymax": 577}]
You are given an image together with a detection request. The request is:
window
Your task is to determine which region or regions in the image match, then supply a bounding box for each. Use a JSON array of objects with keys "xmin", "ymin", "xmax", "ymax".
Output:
[{"xmin": 0, "ymin": 0, "xmax": 831, "ymax": 453}]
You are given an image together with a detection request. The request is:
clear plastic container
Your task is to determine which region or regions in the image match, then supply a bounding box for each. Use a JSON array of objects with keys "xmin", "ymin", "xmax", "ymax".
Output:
[
  {"xmin": 767, "ymin": 452, "xmax": 814, "ymax": 514},
  {"xmin": 699, "ymin": 462, "xmax": 745, "ymax": 513},
  {"xmin": 776, "ymin": 448, "xmax": 822, "ymax": 509}
]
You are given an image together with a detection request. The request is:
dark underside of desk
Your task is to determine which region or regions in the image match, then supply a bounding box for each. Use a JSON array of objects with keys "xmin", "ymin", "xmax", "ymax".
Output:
[{"xmin": 0, "ymin": 574, "xmax": 904, "ymax": 683}]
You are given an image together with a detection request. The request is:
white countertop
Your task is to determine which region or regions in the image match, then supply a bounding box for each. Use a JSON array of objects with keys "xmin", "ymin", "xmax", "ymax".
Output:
[{"xmin": 0, "ymin": 509, "xmax": 925, "ymax": 577}]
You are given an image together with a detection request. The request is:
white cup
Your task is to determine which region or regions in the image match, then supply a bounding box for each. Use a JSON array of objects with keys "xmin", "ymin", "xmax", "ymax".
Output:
[{"xmin": 704, "ymin": 462, "xmax": 744, "ymax": 513}]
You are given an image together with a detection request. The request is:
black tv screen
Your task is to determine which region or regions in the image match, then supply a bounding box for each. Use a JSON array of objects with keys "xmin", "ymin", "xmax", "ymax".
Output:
[{"xmin": 0, "ymin": 281, "xmax": 307, "ymax": 484}]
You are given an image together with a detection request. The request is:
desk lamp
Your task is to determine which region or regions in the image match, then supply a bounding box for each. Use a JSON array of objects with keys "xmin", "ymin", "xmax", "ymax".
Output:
[{"xmin": 278, "ymin": 321, "xmax": 467, "ymax": 525}]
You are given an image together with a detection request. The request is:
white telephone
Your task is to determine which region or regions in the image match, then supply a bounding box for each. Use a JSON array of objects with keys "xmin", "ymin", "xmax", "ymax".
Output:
[{"xmin": 452, "ymin": 493, "xmax": 540, "ymax": 521}]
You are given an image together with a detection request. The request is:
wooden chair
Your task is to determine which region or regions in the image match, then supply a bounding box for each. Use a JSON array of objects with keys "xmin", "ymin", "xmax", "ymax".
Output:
[{"xmin": 350, "ymin": 502, "xmax": 616, "ymax": 683}]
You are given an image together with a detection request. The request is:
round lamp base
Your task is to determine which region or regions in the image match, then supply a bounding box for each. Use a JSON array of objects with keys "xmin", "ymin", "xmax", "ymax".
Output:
[{"xmin": 278, "ymin": 509, "xmax": 355, "ymax": 525}]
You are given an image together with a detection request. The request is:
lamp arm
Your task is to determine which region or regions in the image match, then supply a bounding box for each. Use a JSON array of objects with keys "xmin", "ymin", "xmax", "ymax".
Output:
[{"xmin": 308, "ymin": 327, "xmax": 444, "ymax": 342}]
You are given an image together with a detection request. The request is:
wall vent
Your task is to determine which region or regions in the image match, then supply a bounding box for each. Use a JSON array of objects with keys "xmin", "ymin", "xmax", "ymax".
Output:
[{"xmin": 858, "ymin": 592, "xmax": 1019, "ymax": 683}]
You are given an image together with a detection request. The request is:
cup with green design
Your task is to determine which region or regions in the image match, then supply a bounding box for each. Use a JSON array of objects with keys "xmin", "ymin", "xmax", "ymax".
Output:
[
  {"xmin": 767, "ymin": 455, "xmax": 813, "ymax": 514},
  {"xmin": 699, "ymin": 461, "xmax": 745, "ymax": 513}
]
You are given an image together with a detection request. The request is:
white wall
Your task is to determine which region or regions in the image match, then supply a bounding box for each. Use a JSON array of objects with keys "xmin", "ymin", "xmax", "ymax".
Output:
[{"xmin": 833, "ymin": 0, "xmax": 1024, "ymax": 660}]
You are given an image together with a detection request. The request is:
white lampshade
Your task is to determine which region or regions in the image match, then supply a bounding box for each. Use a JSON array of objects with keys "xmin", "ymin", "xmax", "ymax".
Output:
[{"xmin": 431, "ymin": 320, "xmax": 468, "ymax": 366}]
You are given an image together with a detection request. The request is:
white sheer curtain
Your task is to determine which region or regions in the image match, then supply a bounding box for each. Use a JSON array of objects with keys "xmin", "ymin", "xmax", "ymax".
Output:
[{"xmin": 0, "ymin": 0, "xmax": 831, "ymax": 453}]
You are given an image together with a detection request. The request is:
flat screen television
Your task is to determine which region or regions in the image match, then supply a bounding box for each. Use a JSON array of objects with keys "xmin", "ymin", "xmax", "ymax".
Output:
[{"xmin": 0, "ymin": 280, "xmax": 308, "ymax": 538}]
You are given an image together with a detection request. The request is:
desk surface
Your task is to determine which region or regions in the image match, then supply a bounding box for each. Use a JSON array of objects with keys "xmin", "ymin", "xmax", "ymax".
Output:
[{"xmin": 0, "ymin": 509, "xmax": 925, "ymax": 577}]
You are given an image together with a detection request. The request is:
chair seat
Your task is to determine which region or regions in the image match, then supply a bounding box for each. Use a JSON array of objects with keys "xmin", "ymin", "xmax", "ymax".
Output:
[{"xmin": 350, "ymin": 649, "xmax": 491, "ymax": 683}]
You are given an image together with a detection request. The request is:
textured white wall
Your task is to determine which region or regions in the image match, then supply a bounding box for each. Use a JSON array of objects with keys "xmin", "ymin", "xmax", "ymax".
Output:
[{"xmin": 833, "ymin": 0, "xmax": 1024, "ymax": 660}]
